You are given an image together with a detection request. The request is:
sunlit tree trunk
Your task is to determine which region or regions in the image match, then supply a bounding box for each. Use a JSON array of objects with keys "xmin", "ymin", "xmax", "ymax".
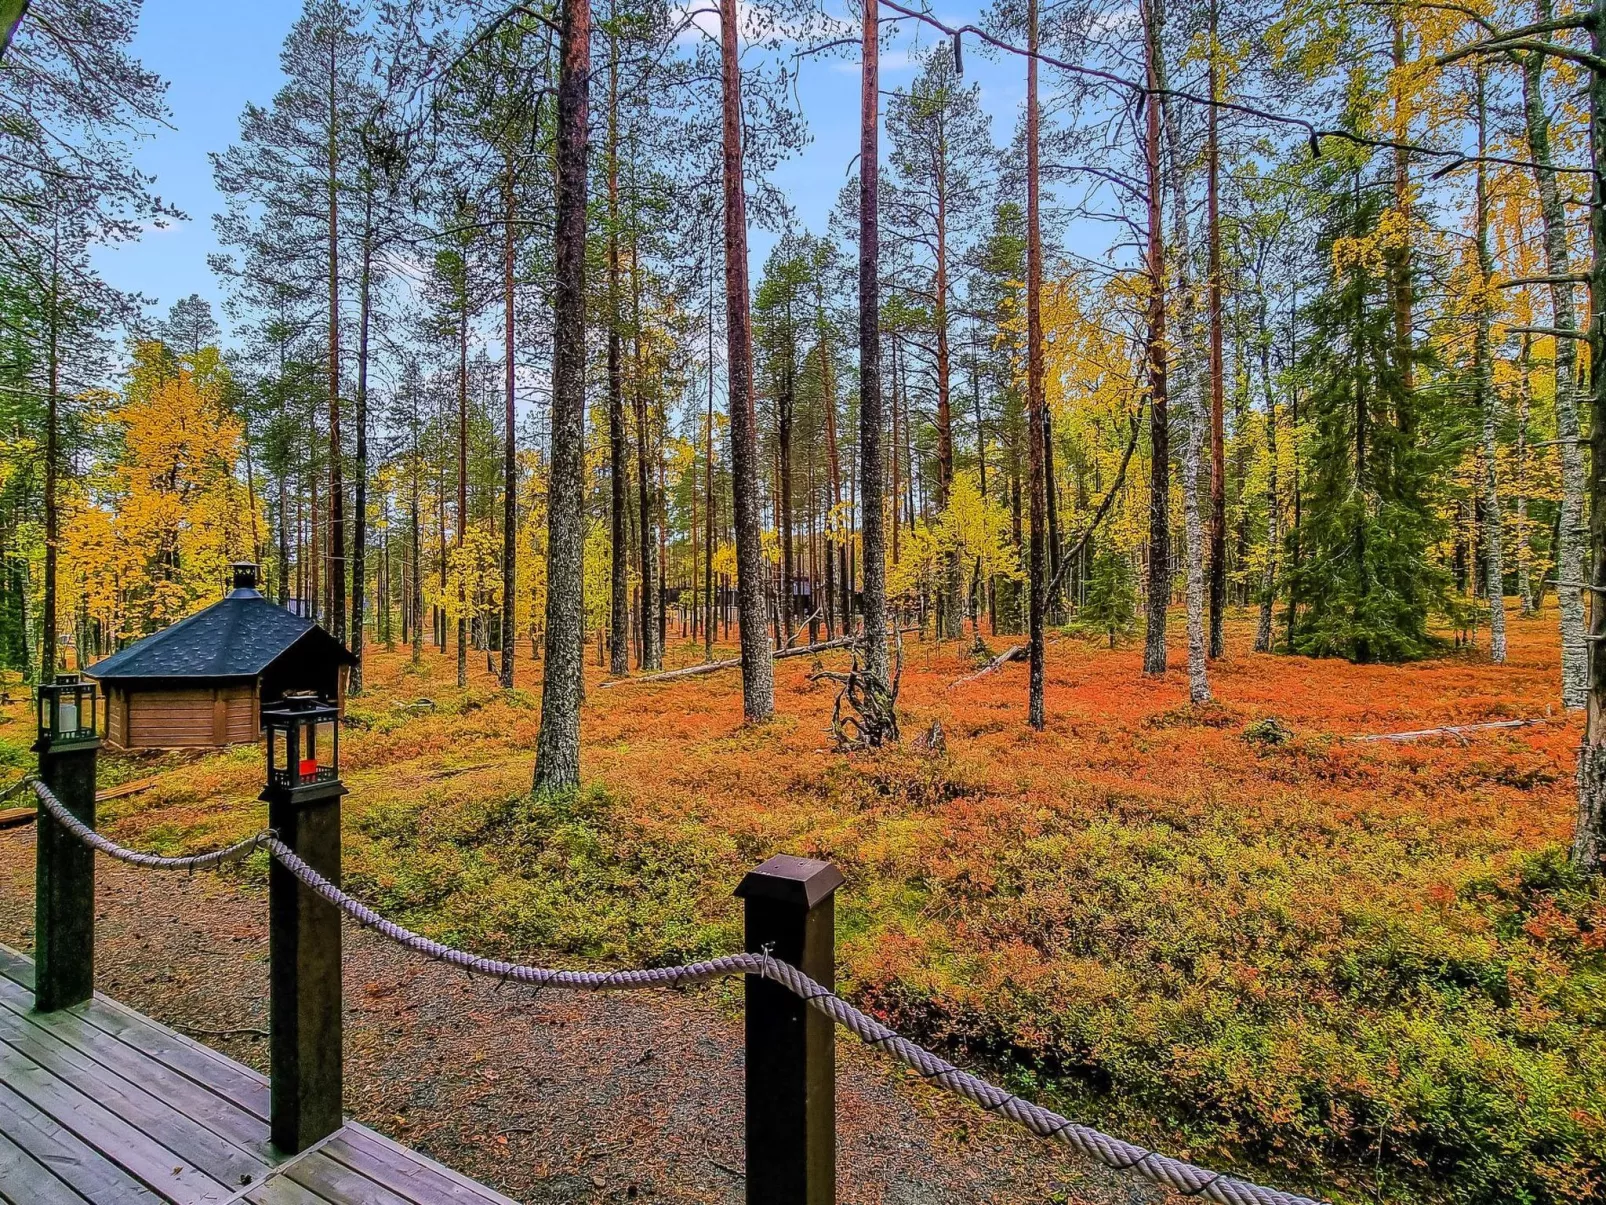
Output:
[
  {"xmin": 1473, "ymin": 75, "xmax": 1504, "ymax": 664},
  {"xmin": 720, "ymin": 0, "xmax": 774, "ymax": 720},
  {"xmin": 1026, "ymin": 0, "xmax": 1046, "ymax": 730},
  {"xmin": 1206, "ymin": 13, "xmax": 1227, "ymax": 659},
  {"xmin": 1521, "ymin": 20, "xmax": 1587, "ymax": 707},
  {"xmin": 501, "ymin": 151, "xmax": 518, "ymax": 690},
  {"xmin": 326, "ymin": 26, "xmax": 346, "ymax": 644},
  {"xmin": 534, "ymin": 0, "xmax": 590, "ymax": 792},
  {"xmin": 1141, "ymin": 0, "xmax": 1170, "ymax": 678},
  {"xmin": 859, "ymin": 0, "xmax": 889, "ymax": 684}
]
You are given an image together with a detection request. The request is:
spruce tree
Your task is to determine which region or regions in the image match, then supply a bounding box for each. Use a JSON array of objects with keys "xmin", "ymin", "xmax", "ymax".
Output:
[{"xmin": 1286, "ymin": 172, "xmax": 1445, "ymax": 663}]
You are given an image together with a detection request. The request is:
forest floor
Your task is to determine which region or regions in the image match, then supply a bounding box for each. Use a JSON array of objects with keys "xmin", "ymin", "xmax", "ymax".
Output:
[{"xmin": 0, "ymin": 605, "xmax": 1599, "ymax": 1205}]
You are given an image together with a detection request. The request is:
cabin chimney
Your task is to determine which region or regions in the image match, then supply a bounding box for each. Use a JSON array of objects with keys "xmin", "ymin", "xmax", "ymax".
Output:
[{"xmin": 230, "ymin": 562, "xmax": 260, "ymax": 595}]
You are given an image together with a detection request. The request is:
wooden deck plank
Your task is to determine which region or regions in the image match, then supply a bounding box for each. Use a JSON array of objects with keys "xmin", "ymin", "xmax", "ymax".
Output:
[
  {"xmin": 0, "ymin": 1041, "xmax": 234, "ymax": 1203},
  {"xmin": 243, "ymin": 1175, "xmax": 339, "ymax": 1204},
  {"xmin": 0, "ymin": 980, "xmax": 273, "ymax": 1158},
  {"xmin": 323, "ymin": 1130, "xmax": 518, "ymax": 1205},
  {"xmin": 285, "ymin": 1149, "xmax": 422, "ymax": 1205},
  {"xmin": 0, "ymin": 946, "xmax": 518, "ymax": 1205},
  {"xmin": 0, "ymin": 1080, "xmax": 162, "ymax": 1202},
  {"xmin": 0, "ymin": 946, "xmax": 271, "ymax": 1122},
  {"xmin": 0, "ymin": 1004, "xmax": 275, "ymax": 1186},
  {"xmin": 0, "ymin": 1124, "xmax": 95, "ymax": 1205}
]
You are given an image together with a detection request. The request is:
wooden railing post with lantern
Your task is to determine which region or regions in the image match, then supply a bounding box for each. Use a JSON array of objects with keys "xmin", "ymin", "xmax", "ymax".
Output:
[
  {"xmin": 261, "ymin": 696, "xmax": 347, "ymax": 1154},
  {"xmin": 33, "ymin": 674, "xmax": 100, "ymax": 1013}
]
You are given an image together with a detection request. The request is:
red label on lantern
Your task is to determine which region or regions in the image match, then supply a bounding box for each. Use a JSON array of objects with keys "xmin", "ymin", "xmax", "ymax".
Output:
[{"xmin": 299, "ymin": 758, "xmax": 317, "ymax": 777}]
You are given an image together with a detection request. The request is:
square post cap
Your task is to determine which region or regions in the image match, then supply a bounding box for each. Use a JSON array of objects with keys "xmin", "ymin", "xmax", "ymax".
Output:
[{"xmin": 735, "ymin": 855, "xmax": 845, "ymax": 908}]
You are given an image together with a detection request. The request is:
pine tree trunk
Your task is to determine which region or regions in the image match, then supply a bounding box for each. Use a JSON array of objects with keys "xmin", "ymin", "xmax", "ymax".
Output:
[
  {"xmin": 1521, "ymin": 24, "xmax": 1587, "ymax": 707},
  {"xmin": 858, "ymin": 0, "xmax": 888, "ymax": 684},
  {"xmin": 607, "ymin": 41, "xmax": 630, "ymax": 677},
  {"xmin": 351, "ymin": 201, "xmax": 372, "ymax": 693},
  {"xmin": 1573, "ymin": 0, "xmax": 1606, "ymax": 871},
  {"xmin": 719, "ymin": 0, "xmax": 774, "ymax": 720},
  {"xmin": 1206, "ymin": 21, "xmax": 1227, "ymax": 659},
  {"xmin": 40, "ymin": 223, "xmax": 58, "ymax": 682},
  {"xmin": 935, "ymin": 155, "xmax": 960, "ymax": 640},
  {"xmin": 1026, "ymin": 0, "xmax": 1046, "ymax": 730},
  {"xmin": 1255, "ymin": 295, "xmax": 1278, "ymax": 654},
  {"xmin": 1182, "ymin": 370, "xmax": 1212, "ymax": 702},
  {"xmin": 1474, "ymin": 77, "xmax": 1505, "ymax": 664},
  {"xmin": 326, "ymin": 29, "xmax": 346, "ymax": 644},
  {"xmin": 501, "ymin": 153, "xmax": 518, "ymax": 690},
  {"xmin": 534, "ymin": 0, "xmax": 590, "ymax": 792},
  {"xmin": 704, "ymin": 240, "xmax": 717, "ymax": 661},
  {"xmin": 456, "ymin": 290, "xmax": 468, "ymax": 689},
  {"xmin": 1141, "ymin": 0, "xmax": 1170, "ymax": 678},
  {"xmin": 632, "ymin": 224, "xmax": 661, "ymax": 671}
]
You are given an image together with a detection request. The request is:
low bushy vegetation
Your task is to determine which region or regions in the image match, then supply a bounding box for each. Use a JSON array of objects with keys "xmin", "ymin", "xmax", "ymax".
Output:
[{"xmin": 52, "ymin": 610, "xmax": 1605, "ymax": 1205}]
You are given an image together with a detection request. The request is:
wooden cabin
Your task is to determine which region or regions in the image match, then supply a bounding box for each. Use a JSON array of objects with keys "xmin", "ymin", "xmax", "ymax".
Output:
[{"xmin": 87, "ymin": 564, "xmax": 356, "ymax": 750}]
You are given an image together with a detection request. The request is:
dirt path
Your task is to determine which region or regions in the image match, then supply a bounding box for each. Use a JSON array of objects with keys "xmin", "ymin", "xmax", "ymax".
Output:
[{"xmin": 0, "ymin": 825, "xmax": 1169, "ymax": 1205}]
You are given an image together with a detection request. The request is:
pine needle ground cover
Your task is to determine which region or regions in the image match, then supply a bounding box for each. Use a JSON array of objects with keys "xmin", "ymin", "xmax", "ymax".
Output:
[{"xmin": 26, "ymin": 608, "xmax": 1602, "ymax": 1205}]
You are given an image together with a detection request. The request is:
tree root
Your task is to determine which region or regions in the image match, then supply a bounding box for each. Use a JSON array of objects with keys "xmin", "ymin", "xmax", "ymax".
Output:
[{"xmin": 809, "ymin": 632, "xmax": 903, "ymax": 750}]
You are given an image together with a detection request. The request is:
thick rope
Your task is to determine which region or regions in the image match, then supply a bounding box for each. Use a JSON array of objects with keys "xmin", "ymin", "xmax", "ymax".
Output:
[{"xmin": 27, "ymin": 777, "xmax": 1326, "ymax": 1205}]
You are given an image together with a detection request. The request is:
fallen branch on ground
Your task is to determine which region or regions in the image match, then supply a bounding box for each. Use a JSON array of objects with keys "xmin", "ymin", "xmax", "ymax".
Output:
[
  {"xmin": 598, "ymin": 637, "xmax": 859, "ymax": 688},
  {"xmin": 948, "ymin": 643, "xmax": 1027, "ymax": 689},
  {"xmin": 1352, "ymin": 717, "xmax": 1559, "ymax": 743}
]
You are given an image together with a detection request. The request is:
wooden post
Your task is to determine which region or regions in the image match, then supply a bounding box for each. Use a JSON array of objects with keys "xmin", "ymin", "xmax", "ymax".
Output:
[
  {"xmin": 34, "ymin": 728, "xmax": 98, "ymax": 1012},
  {"xmin": 266, "ymin": 780, "xmax": 346, "ymax": 1152},
  {"xmin": 736, "ymin": 854, "xmax": 843, "ymax": 1205}
]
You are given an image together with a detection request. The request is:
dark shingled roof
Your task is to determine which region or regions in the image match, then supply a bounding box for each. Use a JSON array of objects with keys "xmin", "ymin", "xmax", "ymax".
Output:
[{"xmin": 87, "ymin": 588, "xmax": 356, "ymax": 681}]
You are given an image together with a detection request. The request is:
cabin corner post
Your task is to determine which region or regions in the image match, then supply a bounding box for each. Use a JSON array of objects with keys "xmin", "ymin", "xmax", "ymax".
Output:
[
  {"xmin": 33, "ymin": 731, "xmax": 98, "ymax": 1012},
  {"xmin": 266, "ymin": 781, "xmax": 346, "ymax": 1153},
  {"xmin": 736, "ymin": 855, "xmax": 844, "ymax": 1205}
]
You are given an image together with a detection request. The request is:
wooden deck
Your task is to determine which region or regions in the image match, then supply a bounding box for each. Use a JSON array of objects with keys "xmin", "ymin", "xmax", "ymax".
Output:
[{"xmin": 0, "ymin": 945, "xmax": 520, "ymax": 1205}]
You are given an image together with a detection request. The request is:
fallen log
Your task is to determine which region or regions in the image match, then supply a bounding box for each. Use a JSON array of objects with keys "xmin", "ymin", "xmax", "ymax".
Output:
[
  {"xmin": 1352, "ymin": 717, "xmax": 1559, "ymax": 743},
  {"xmin": 948, "ymin": 643, "xmax": 1027, "ymax": 689},
  {"xmin": 598, "ymin": 637, "xmax": 859, "ymax": 688}
]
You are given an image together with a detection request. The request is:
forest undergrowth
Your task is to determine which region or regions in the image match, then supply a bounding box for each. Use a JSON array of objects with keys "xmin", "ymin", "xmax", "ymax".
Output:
[{"xmin": 9, "ymin": 606, "xmax": 1602, "ymax": 1205}]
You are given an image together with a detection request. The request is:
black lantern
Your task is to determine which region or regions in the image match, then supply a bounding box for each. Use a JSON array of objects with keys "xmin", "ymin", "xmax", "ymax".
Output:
[
  {"xmin": 36, "ymin": 678, "xmax": 98, "ymax": 750},
  {"xmin": 260, "ymin": 697, "xmax": 344, "ymax": 804}
]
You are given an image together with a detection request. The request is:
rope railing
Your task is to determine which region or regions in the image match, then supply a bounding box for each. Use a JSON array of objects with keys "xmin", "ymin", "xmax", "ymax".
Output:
[{"xmin": 28, "ymin": 776, "xmax": 1326, "ymax": 1205}]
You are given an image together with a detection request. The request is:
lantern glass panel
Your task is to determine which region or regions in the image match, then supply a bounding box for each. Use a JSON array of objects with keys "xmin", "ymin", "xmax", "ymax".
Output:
[{"xmin": 314, "ymin": 719, "xmax": 336, "ymax": 780}]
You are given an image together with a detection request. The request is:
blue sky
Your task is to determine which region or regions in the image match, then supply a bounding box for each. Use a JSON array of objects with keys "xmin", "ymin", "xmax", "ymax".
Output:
[{"xmin": 91, "ymin": 2, "xmax": 1033, "ymax": 342}]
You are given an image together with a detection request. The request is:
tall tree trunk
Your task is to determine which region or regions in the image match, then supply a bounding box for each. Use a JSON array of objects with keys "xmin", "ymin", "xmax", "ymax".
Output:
[
  {"xmin": 632, "ymin": 227, "xmax": 661, "ymax": 671},
  {"xmin": 818, "ymin": 289, "xmax": 845, "ymax": 639},
  {"xmin": 1206, "ymin": 16, "xmax": 1227, "ymax": 659},
  {"xmin": 534, "ymin": 0, "xmax": 590, "ymax": 792},
  {"xmin": 326, "ymin": 27, "xmax": 346, "ymax": 644},
  {"xmin": 1573, "ymin": 0, "xmax": 1606, "ymax": 869},
  {"xmin": 1474, "ymin": 75, "xmax": 1505, "ymax": 664},
  {"xmin": 1516, "ymin": 338, "xmax": 1534, "ymax": 615},
  {"xmin": 1141, "ymin": 0, "xmax": 1171, "ymax": 678},
  {"xmin": 720, "ymin": 0, "xmax": 775, "ymax": 720},
  {"xmin": 1521, "ymin": 20, "xmax": 1587, "ymax": 707},
  {"xmin": 456, "ymin": 291, "xmax": 468, "ymax": 689},
  {"xmin": 705, "ymin": 234, "xmax": 717, "ymax": 661},
  {"xmin": 934, "ymin": 141, "xmax": 960, "ymax": 640},
  {"xmin": 858, "ymin": 0, "xmax": 888, "ymax": 683},
  {"xmin": 1155, "ymin": 0, "xmax": 1206, "ymax": 693},
  {"xmin": 1026, "ymin": 0, "xmax": 1046, "ymax": 730},
  {"xmin": 351, "ymin": 199, "xmax": 372, "ymax": 692},
  {"xmin": 40, "ymin": 221, "xmax": 58, "ymax": 682},
  {"xmin": 501, "ymin": 153, "xmax": 519, "ymax": 689},
  {"xmin": 1254, "ymin": 293, "xmax": 1279, "ymax": 653},
  {"xmin": 607, "ymin": 41, "xmax": 630, "ymax": 677}
]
